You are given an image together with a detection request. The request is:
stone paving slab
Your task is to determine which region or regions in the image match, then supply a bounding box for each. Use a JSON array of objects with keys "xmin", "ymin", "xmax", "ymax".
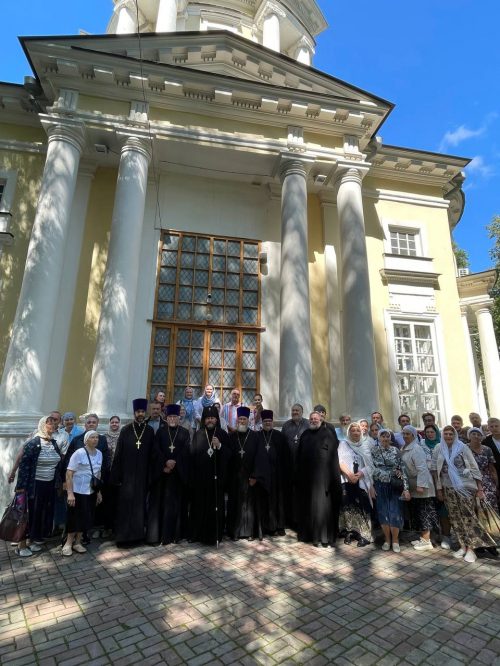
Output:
[{"xmin": 1, "ymin": 534, "xmax": 500, "ymax": 665}]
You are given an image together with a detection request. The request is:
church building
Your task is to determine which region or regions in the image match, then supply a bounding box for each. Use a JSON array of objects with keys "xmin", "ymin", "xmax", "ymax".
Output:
[{"xmin": 1, "ymin": 0, "xmax": 500, "ymax": 503}]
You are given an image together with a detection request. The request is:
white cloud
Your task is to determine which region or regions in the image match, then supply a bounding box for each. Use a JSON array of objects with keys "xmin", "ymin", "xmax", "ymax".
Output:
[
  {"xmin": 439, "ymin": 125, "xmax": 485, "ymax": 151},
  {"xmin": 466, "ymin": 155, "xmax": 494, "ymax": 178},
  {"xmin": 438, "ymin": 112, "xmax": 498, "ymax": 152}
]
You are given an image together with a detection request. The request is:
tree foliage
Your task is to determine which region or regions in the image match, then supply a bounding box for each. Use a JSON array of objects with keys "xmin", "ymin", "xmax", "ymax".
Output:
[
  {"xmin": 486, "ymin": 215, "xmax": 500, "ymax": 347},
  {"xmin": 452, "ymin": 239, "xmax": 469, "ymax": 269}
]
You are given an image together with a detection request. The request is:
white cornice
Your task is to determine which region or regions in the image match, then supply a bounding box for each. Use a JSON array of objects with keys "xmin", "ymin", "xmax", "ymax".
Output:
[
  {"xmin": 380, "ymin": 268, "xmax": 441, "ymax": 289},
  {"xmin": 0, "ymin": 138, "xmax": 46, "ymax": 154},
  {"xmin": 363, "ymin": 188, "xmax": 450, "ymax": 209}
]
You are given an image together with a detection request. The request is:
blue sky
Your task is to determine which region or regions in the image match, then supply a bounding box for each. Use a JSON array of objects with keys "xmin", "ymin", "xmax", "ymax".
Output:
[{"xmin": 1, "ymin": 0, "xmax": 499, "ymax": 271}]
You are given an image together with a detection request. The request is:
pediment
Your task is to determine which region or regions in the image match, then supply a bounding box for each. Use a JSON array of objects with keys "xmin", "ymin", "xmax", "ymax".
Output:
[{"xmin": 21, "ymin": 31, "xmax": 392, "ymax": 109}]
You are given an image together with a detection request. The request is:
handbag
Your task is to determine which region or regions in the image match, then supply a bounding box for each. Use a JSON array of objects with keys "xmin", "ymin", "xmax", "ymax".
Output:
[
  {"xmin": 380, "ymin": 449, "xmax": 405, "ymax": 494},
  {"xmin": 84, "ymin": 449, "xmax": 104, "ymax": 493},
  {"xmin": 476, "ymin": 498, "xmax": 500, "ymax": 539},
  {"xmin": 0, "ymin": 492, "xmax": 28, "ymax": 543}
]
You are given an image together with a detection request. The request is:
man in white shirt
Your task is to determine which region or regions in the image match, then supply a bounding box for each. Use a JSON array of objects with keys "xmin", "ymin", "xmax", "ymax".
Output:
[{"xmin": 222, "ymin": 388, "xmax": 242, "ymax": 433}]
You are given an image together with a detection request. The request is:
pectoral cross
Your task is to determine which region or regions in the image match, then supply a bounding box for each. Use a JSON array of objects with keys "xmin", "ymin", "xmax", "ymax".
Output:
[
  {"xmin": 207, "ymin": 447, "xmax": 214, "ymax": 457},
  {"xmin": 294, "ymin": 435, "xmax": 298, "ymax": 444},
  {"xmin": 265, "ymin": 443, "xmax": 271, "ymax": 452},
  {"xmin": 239, "ymin": 449, "xmax": 245, "ymax": 458},
  {"xmin": 136, "ymin": 441, "xmax": 141, "ymax": 450},
  {"xmin": 169, "ymin": 443, "xmax": 175, "ymax": 453}
]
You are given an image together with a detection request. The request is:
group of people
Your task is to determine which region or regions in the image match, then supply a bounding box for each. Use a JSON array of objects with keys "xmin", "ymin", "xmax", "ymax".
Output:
[{"xmin": 7, "ymin": 389, "xmax": 500, "ymax": 565}]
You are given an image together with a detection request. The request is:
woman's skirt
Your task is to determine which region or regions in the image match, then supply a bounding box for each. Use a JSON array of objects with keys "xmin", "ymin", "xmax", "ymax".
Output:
[
  {"xmin": 340, "ymin": 483, "xmax": 372, "ymax": 540},
  {"xmin": 374, "ymin": 480, "xmax": 404, "ymax": 529},
  {"xmin": 66, "ymin": 493, "xmax": 96, "ymax": 534},
  {"xmin": 444, "ymin": 487, "xmax": 496, "ymax": 549},
  {"xmin": 409, "ymin": 497, "xmax": 438, "ymax": 532},
  {"xmin": 28, "ymin": 479, "xmax": 56, "ymax": 541}
]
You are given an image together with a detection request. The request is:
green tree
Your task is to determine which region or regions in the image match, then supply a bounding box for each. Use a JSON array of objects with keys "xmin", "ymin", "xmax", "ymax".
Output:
[
  {"xmin": 486, "ymin": 215, "xmax": 500, "ymax": 347},
  {"xmin": 452, "ymin": 238, "xmax": 469, "ymax": 269}
]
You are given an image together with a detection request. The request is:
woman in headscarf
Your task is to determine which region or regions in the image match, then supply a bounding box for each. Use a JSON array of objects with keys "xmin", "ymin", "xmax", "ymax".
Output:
[
  {"xmin": 177, "ymin": 386, "xmax": 197, "ymax": 431},
  {"xmin": 432, "ymin": 425, "xmax": 496, "ymax": 563},
  {"xmin": 63, "ymin": 430, "xmax": 103, "ymax": 556},
  {"xmin": 14, "ymin": 416, "xmax": 63, "ymax": 557},
  {"xmin": 99, "ymin": 416, "xmax": 121, "ymax": 538},
  {"xmin": 194, "ymin": 384, "xmax": 219, "ymax": 428},
  {"xmin": 62, "ymin": 412, "xmax": 84, "ymax": 444},
  {"xmin": 359, "ymin": 419, "xmax": 370, "ymax": 441},
  {"xmin": 400, "ymin": 425, "xmax": 438, "ymax": 551},
  {"xmin": 368, "ymin": 422, "xmax": 382, "ymax": 449},
  {"xmin": 421, "ymin": 422, "xmax": 451, "ymax": 549},
  {"xmin": 105, "ymin": 416, "xmax": 121, "ymax": 465},
  {"xmin": 467, "ymin": 427, "xmax": 499, "ymax": 511},
  {"xmin": 371, "ymin": 429, "xmax": 409, "ymax": 553},
  {"xmin": 338, "ymin": 422, "xmax": 374, "ymax": 547}
]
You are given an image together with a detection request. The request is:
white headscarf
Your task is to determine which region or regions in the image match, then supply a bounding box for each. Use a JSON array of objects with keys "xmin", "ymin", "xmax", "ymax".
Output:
[
  {"xmin": 36, "ymin": 416, "xmax": 53, "ymax": 441},
  {"xmin": 467, "ymin": 427, "xmax": 483, "ymax": 439},
  {"xmin": 401, "ymin": 425, "xmax": 419, "ymax": 446},
  {"xmin": 439, "ymin": 426, "xmax": 469, "ymax": 496},
  {"xmin": 84, "ymin": 430, "xmax": 99, "ymax": 446}
]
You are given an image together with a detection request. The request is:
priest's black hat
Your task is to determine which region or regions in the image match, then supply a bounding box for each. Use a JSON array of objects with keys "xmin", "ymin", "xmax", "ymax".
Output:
[
  {"xmin": 165, "ymin": 404, "xmax": 181, "ymax": 416},
  {"xmin": 201, "ymin": 405, "xmax": 219, "ymax": 421},
  {"xmin": 261, "ymin": 410, "xmax": 273, "ymax": 421},
  {"xmin": 133, "ymin": 398, "xmax": 148, "ymax": 412},
  {"xmin": 237, "ymin": 406, "xmax": 251, "ymax": 418}
]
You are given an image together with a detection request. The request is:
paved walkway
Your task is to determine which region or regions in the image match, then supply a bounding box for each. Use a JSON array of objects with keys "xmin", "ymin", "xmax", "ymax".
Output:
[{"xmin": 1, "ymin": 534, "xmax": 500, "ymax": 666}]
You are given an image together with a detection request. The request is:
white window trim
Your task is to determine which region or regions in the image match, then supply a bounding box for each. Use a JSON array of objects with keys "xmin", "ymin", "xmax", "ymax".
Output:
[
  {"xmin": 384, "ymin": 310, "xmax": 452, "ymax": 426},
  {"xmin": 381, "ymin": 218, "xmax": 429, "ymax": 258},
  {"xmin": 0, "ymin": 169, "xmax": 18, "ymax": 214}
]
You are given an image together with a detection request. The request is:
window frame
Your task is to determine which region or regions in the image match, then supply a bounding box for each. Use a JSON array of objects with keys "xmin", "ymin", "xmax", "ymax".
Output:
[
  {"xmin": 381, "ymin": 218, "xmax": 428, "ymax": 258},
  {"xmin": 385, "ymin": 312, "xmax": 450, "ymax": 426}
]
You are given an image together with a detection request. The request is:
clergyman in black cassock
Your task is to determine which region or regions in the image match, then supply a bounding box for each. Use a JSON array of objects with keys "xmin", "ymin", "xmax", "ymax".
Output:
[
  {"xmin": 226, "ymin": 406, "xmax": 269, "ymax": 541},
  {"xmin": 146, "ymin": 404, "xmax": 190, "ymax": 545},
  {"xmin": 189, "ymin": 406, "xmax": 231, "ymax": 545},
  {"xmin": 110, "ymin": 398, "xmax": 154, "ymax": 545},
  {"xmin": 258, "ymin": 410, "xmax": 292, "ymax": 536},
  {"xmin": 296, "ymin": 411, "xmax": 341, "ymax": 547}
]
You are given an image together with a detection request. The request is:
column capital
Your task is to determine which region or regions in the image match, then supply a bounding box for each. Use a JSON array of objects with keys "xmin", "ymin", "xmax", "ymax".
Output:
[
  {"xmin": 40, "ymin": 115, "xmax": 86, "ymax": 153},
  {"xmin": 471, "ymin": 300, "xmax": 494, "ymax": 315},
  {"xmin": 114, "ymin": 0, "xmax": 136, "ymax": 10},
  {"xmin": 256, "ymin": 1, "xmax": 286, "ymax": 25},
  {"xmin": 117, "ymin": 133, "xmax": 153, "ymax": 163},
  {"xmin": 333, "ymin": 164, "xmax": 370, "ymax": 189},
  {"xmin": 460, "ymin": 305, "xmax": 469, "ymax": 317},
  {"xmin": 278, "ymin": 153, "xmax": 314, "ymax": 182}
]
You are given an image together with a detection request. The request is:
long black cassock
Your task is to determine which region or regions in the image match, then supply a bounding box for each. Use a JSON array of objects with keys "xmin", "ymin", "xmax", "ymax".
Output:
[
  {"xmin": 226, "ymin": 429, "xmax": 269, "ymax": 540},
  {"xmin": 110, "ymin": 421, "xmax": 155, "ymax": 544},
  {"xmin": 146, "ymin": 425, "xmax": 190, "ymax": 545},
  {"xmin": 189, "ymin": 426, "xmax": 231, "ymax": 545},
  {"xmin": 296, "ymin": 425, "xmax": 341, "ymax": 546},
  {"xmin": 258, "ymin": 428, "xmax": 292, "ymax": 535}
]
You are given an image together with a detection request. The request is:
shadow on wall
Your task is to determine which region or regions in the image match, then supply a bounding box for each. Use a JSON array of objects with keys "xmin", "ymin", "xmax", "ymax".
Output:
[{"xmin": 0, "ymin": 152, "xmax": 44, "ymax": 375}]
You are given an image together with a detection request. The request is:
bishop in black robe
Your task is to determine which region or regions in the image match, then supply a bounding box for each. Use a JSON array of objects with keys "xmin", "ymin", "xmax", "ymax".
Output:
[
  {"xmin": 296, "ymin": 412, "xmax": 341, "ymax": 546},
  {"xmin": 110, "ymin": 399, "xmax": 154, "ymax": 545},
  {"xmin": 189, "ymin": 406, "xmax": 231, "ymax": 545},
  {"xmin": 258, "ymin": 410, "xmax": 292, "ymax": 536},
  {"xmin": 226, "ymin": 406, "xmax": 269, "ymax": 540},
  {"xmin": 146, "ymin": 404, "xmax": 190, "ymax": 545}
]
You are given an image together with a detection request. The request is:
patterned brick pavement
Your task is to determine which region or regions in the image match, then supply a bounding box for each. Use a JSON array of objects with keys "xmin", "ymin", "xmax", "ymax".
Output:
[{"xmin": 1, "ymin": 534, "xmax": 500, "ymax": 666}]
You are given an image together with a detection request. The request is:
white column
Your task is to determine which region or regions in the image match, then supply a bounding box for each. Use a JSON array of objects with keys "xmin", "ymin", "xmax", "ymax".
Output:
[
  {"xmin": 296, "ymin": 46, "xmax": 312, "ymax": 66},
  {"xmin": 319, "ymin": 193, "xmax": 345, "ymax": 417},
  {"xmin": 263, "ymin": 12, "xmax": 280, "ymax": 52},
  {"xmin": 0, "ymin": 118, "xmax": 85, "ymax": 415},
  {"xmin": 279, "ymin": 157, "xmax": 312, "ymax": 417},
  {"xmin": 336, "ymin": 166, "xmax": 379, "ymax": 419},
  {"xmin": 473, "ymin": 303, "xmax": 500, "ymax": 416},
  {"xmin": 88, "ymin": 135, "xmax": 152, "ymax": 417},
  {"xmin": 44, "ymin": 163, "xmax": 96, "ymax": 413},
  {"xmin": 115, "ymin": 0, "xmax": 138, "ymax": 34},
  {"xmin": 460, "ymin": 307, "xmax": 480, "ymax": 414},
  {"xmin": 156, "ymin": 0, "xmax": 177, "ymax": 32}
]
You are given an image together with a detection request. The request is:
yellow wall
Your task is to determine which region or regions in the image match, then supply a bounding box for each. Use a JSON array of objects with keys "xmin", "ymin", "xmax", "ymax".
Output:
[
  {"xmin": 308, "ymin": 194, "xmax": 330, "ymax": 409},
  {"xmin": 0, "ymin": 148, "xmax": 45, "ymax": 371},
  {"xmin": 58, "ymin": 167, "xmax": 117, "ymax": 414},
  {"xmin": 0, "ymin": 123, "xmax": 45, "ymax": 143}
]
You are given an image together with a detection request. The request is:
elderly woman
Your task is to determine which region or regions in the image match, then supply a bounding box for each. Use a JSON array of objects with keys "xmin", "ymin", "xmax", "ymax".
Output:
[
  {"xmin": 432, "ymin": 425, "xmax": 496, "ymax": 563},
  {"xmin": 371, "ymin": 429, "xmax": 409, "ymax": 553},
  {"xmin": 14, "ymin": 416, "xmax": 63, "ymax": 557},
  {"xmin": 368, "ymin": 422, "xmax": 382, "ymax": 448},
  {"xmin": 177, "ymin": 386, "xmax": 197, "ymax": 430},
  {"xmin": 359, "ymin": 419, "xmax": 370, "ymax": 440},
  {"xmin": 63, "ymin": 430, "xmax": 103, "ymax": 556},
  {"xmin": 62, "ymin": 412, "xmax": 84, "ymax": 444},
  {"xmin": 338, "ymin": 422, "xmax": 374, "ymax": 547},
  {"xmin": 400, "ymin": 425, "xmax": 438, "ymax": 551},
  {"xmin": 467, "ymin": 427, "xmax": 499, "ymax": 511}
]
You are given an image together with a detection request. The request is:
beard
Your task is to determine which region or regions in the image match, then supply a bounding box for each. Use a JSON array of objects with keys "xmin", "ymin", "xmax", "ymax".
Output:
[
  {"xmin": 237, "ymin": 424, "xmax": 248, "ymax": 433},
  {"xmin": 309, "ymin": 423, "xmax": 320, "ymax": 430},
  {"xmin": 206, "ymin": 423, "xmax": 215, "ymax": 430}
]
